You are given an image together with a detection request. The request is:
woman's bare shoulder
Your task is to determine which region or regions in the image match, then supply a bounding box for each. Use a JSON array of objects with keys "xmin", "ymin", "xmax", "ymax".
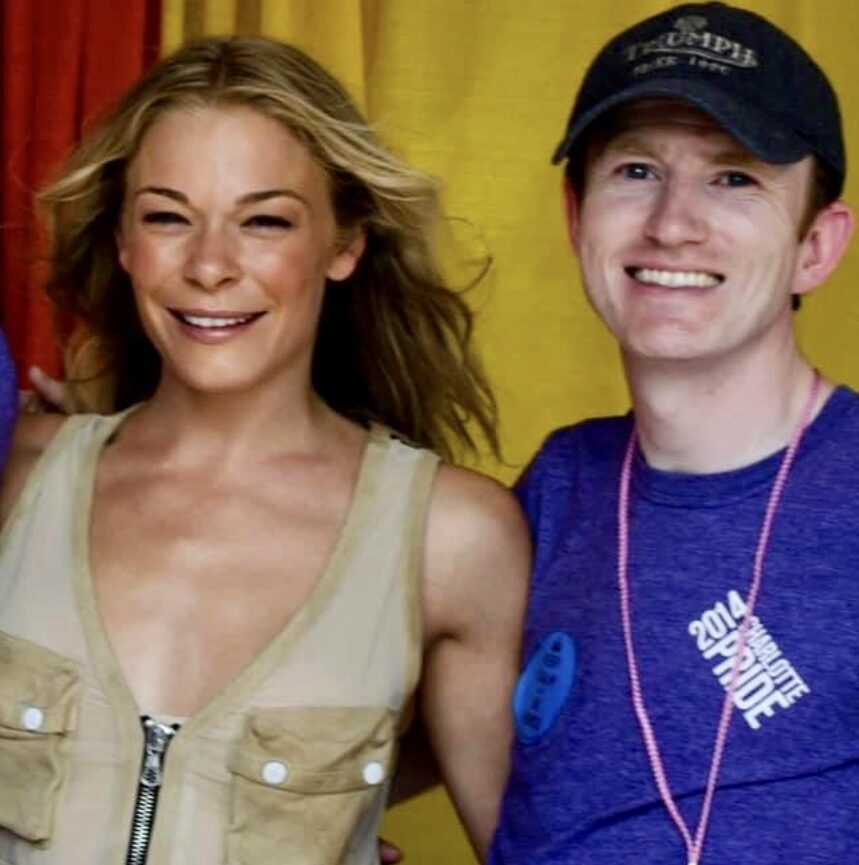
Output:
[
  {"xmin": 422, "ymin": 462, "xmax": 531, "ymax": 630},
  {"xmin": 1, "ymin": 413, "xmax": 68, "ymax": 523},
  {"xmin": 429, "ymin": 463, "xmax": 525, "ymax": 541}
]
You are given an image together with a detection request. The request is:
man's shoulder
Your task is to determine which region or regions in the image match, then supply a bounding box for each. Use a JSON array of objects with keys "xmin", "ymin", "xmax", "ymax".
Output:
[
  {"xmin": 810, "ymin": 384, "xmax": 859, "ymax": 454},
  {"xmin": 520, "ymin": 413, "xmax": 631, "ymax": 486},
  {"xmin": 829, "ymin": 383, "xmax": 859, "ymax": 419},
  {"xmin": 514, "ymin": 413, "xmax": 630, "ymax": 525}
]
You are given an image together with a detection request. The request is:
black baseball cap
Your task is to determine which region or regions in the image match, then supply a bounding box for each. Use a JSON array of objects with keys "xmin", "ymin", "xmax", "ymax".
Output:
[{"xmin": 553, "ymin": 2, "xmax": 845, "ymax": 197}]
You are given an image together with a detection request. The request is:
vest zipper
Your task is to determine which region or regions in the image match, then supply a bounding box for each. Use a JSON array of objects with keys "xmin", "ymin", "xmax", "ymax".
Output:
[{"xmin": 126, "ymin": 716, "xmax": 179, "ymax": 865}]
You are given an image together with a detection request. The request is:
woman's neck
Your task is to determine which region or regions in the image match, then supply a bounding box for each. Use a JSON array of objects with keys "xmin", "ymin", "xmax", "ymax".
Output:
[{"xmin": 117, "ymin": 373, "xmax": 358, "ymax": 469}]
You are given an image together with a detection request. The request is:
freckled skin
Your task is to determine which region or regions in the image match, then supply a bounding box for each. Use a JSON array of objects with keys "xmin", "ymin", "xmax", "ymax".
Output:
[
  {"xmin": 568, "ymin": 102, "xmax": 814, "ymax": 366},
  {"xmin": 562, "ymin": 99, "xmax": 854, "ymax": 475}
]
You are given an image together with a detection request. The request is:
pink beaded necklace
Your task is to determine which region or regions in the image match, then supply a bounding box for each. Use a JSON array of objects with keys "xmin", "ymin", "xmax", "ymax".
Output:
[{"xmin": 616, "ymin": 373, "xmax": 822, "ymax": 865}]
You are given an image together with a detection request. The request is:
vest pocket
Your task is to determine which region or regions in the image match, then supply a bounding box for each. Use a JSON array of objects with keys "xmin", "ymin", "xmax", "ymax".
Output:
[
  {"xmin": 227, "ymin": 706, "xmax": 395, "ymax": 865},
  {"xmin": 0, "ymin": 631, "xmax": 81, "ymax": 842}
]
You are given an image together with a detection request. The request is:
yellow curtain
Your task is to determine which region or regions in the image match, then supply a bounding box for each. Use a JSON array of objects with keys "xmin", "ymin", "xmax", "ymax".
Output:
[{"xmin": 159, "ymin": 2, "xmax": 859, "ymax": 861}]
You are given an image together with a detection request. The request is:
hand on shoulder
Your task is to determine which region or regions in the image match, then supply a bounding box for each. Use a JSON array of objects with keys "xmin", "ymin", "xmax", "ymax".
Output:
[{"xmin": 0, "ymin": 412, "xmax": 68, "ymax": 524}]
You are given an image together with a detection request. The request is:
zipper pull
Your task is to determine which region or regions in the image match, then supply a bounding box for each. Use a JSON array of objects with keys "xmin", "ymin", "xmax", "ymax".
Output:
[{"xmin": 139, "ymin": 716, "xmax": 177, "ymax": 789}]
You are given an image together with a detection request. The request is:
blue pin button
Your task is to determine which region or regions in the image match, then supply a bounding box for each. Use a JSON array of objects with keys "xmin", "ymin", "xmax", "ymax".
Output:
[{"xmin": 513, "ymin": 631, "xmax": 576, "ymax": 745}]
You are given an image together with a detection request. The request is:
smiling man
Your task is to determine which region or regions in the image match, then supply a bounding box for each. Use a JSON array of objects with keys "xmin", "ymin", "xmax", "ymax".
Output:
[{"xmin": 491, "ymin": 3, "xmax": 858, "ymax": 864}]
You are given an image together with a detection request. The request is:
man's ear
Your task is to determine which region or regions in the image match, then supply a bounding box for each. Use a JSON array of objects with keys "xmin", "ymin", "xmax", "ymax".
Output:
[
  {"xmin": 793, "ymin": 201, "xmax": 855, "ymax": 298},
  {"xmin": 327, "ymin": 229, "xmax": 366, "ymax": 282},
  {"xmin": 563, "ymin": 175, "xmax": 582, "ymax": 253}
]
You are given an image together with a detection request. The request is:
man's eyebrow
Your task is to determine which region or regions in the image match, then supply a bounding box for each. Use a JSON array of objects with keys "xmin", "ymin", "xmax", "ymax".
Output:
[
  {"xmin": 132, "ymin": 187, "xmax": 310, "ymax": 206},
  {"xmin": 709, "ymin": 149, "xmax": 769, "ymax": 169},
  {"xmin": 598, "ymin": 133, "xmax": 658, "ymax": 159},
  {"xmin": 597, "ymin": 136, "xmax": 772, "ymax": 172}
]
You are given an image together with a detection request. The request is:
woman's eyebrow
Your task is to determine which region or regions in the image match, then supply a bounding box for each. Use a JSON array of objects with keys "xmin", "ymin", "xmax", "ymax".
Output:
[
  {"xmin": 132, "ymin": 186, "xmax": 309, "ymax": 206},
  {"xmin": 132, "ymin": 185, "xmax": 187, "ymax": 202}
]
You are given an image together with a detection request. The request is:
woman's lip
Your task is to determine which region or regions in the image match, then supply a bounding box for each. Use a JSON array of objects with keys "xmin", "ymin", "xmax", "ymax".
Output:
[
  {"xmin": 169, "ymin": 309, "xmax": 265, "ymax": 327},
  {"xmin": 168, "ymin": 309, "xmax": 265, "ymax": 343}
]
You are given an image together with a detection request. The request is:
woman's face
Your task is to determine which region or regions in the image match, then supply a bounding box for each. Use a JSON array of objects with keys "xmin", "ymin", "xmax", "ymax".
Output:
[{"xmin": 117, "ymin": 104, "xmax": 364, "ymax": 398}]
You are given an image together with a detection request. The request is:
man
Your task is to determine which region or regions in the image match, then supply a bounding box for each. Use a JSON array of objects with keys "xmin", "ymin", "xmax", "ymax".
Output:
[
  {"xmin": 0, "ymin": 332, "xmax": 15, "ymax": 470},
  {"xmin": 491, "ymin": 3, "xmax": 857, "ymax": 863}
]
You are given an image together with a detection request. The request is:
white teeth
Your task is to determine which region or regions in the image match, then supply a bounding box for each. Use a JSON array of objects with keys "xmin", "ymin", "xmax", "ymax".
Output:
[
  {"xmin": 632, "ymin": 268, "xmax": 721, "ymax": 288},
  {"xmin": 179, "ymin": 313, "xmax": 254, "ymax": 328}
]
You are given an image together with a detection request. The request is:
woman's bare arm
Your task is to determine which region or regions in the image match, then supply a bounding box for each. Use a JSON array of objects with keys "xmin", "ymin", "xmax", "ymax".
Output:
[{"xmin": 419, "ymin": 464, "xmax": 530, "ymax": 859}]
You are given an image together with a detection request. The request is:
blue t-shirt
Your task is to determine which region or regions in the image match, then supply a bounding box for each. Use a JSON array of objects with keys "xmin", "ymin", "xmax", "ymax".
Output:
[
  {"xmin": 0, "ymin": 330, "xmax": 16, "ymax": 470},
  {"xmin": 491, "ymin": 386, "xmax": 859, "ymax": 864}
]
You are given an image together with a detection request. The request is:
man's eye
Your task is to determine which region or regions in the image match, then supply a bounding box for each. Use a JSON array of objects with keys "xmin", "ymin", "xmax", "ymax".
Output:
[
  {"xmin": 716, "ymin": 172, "xmax": 756, "ymax": 187},
  {"xmin": 142, "ymin": 211, "xmax": 188, "ymax": 225},
  {"xmin": 244, "ymin": 215, "xmax": 293, "ymax": 229},
  {"xmin": 619, "ymin": 163, "xmax": 655, "ymax": 181}
]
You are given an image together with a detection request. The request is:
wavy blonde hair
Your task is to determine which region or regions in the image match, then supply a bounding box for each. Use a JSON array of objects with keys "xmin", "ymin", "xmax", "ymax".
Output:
[{"xmin": 39, "ymin": 36, "xmax": 497, "ymax": 461}]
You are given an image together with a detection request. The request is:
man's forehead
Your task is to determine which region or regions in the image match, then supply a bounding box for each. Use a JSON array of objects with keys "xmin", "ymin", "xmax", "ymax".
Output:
[
  {"xmin": 610, "ymin": 99, "xmax": 733, "ymax": 137},
  {"xmin": 594, "ymin": 98, "xmax": 772, "ymax": 164}
]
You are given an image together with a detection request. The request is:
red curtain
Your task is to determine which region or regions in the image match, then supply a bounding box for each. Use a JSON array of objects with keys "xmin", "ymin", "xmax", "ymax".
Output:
[{"xmin": 1, "ymin": 0, "xmax": 161, "ymax": 381}]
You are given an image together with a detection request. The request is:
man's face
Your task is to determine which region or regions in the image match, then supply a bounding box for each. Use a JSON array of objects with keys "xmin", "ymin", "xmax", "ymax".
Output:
[{"xmin": 567, "ymin": 100, "xmax": 819, "ymax": 368}]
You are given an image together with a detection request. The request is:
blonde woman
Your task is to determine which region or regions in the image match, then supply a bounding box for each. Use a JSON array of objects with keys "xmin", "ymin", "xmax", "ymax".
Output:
[{"xmin": 0, "ymin": 38, "xmax": 528, "ymax": 865}]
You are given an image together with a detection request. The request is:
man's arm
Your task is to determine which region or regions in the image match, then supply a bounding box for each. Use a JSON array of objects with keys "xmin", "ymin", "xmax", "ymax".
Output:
[
  {"xmin": 419, "ymin": 464, "xmax": 530, "ymax": 859},
  {"xmin": 0, "ymin": 412, "xmax": 66, "ymax": 524}
]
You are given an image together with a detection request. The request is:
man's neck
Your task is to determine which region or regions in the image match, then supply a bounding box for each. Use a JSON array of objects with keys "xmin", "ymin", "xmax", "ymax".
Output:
[{"xmin": 624, "ymin": 349, "xmax": 830, "ymax": 475}]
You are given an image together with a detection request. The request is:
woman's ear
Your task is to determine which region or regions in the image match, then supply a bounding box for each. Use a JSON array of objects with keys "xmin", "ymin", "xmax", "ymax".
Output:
[
  {"xmin": 115, "ymin": 224, "xmax": 130, "ymax": 273},
  {"xmin": 327, "ymin": 230, "xmax": 366, "ymax": 282}
]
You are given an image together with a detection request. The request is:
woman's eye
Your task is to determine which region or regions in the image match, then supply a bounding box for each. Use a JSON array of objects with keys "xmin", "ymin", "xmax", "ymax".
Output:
[
  {"xmin": 244, "ymin": 215, "xmax": 293, "ymax": 229},
  {"xmin": 716, "ymin": 171, "xmax": 756, "ymax": 187},
  {"xmin": 142, "ymin": 210, "xmax": 189, "ymax": 225}
]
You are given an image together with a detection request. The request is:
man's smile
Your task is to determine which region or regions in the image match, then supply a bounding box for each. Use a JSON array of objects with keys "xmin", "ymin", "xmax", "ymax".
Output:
[{"xmin": 625, "ymin": 267, "xmax": 723, "ymax": 289}]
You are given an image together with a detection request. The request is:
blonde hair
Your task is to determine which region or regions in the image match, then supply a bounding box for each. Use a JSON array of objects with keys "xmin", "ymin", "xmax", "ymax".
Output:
[{"xmin": 40, "ymin": 36, "xmax": 498, "ymax": 461}]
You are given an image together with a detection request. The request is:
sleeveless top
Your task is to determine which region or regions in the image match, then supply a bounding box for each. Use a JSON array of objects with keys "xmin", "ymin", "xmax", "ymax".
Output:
[{"xmin": 0, "ymin": 411, "xmax": 439, "ymax": 865}]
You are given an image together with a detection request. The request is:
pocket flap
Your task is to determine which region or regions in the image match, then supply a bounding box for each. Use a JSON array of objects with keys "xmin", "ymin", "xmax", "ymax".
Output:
[
  {"xmin": 0, "ymin": 632, "xmax": 80, "ymax": 734},
  {"xmin": 229, "ymin": 706, "xmax": 395, "ymax": 794}
]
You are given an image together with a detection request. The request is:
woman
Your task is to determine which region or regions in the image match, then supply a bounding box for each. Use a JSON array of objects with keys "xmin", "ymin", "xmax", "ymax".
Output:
[{"xmin": 0, "ymin": 38, "xmax": 528, "ymax": 865}]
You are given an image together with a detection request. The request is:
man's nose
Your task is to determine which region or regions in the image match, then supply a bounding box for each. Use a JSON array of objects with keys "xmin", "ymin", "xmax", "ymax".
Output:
[{"xmin": 643, "ymin": 179, "xmax": 708, "ymax": 247}]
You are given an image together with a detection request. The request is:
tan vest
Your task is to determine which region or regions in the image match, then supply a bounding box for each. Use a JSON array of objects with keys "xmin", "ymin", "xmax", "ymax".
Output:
[{"xmin": 0, "ymin": 412, "xmax": 438, "ymax": 865}]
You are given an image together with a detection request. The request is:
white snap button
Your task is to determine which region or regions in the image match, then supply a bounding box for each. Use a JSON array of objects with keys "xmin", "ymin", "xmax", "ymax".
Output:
[
  {"xmin": 261, "ymin": 760, "xmax": 288, "ymax": 785},
  {"xmin": 21, "ymin": 706, "xmax": 44, "ymax": 732},
  {"xmin": 362, "ymin": 760, "xmax": 385, "ymax": 786}
]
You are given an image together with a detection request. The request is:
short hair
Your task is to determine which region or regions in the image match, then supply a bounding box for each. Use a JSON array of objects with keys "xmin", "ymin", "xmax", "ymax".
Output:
[{"xmin": 39, "ymin": 37, "xmax": 498, "ymax": 461}]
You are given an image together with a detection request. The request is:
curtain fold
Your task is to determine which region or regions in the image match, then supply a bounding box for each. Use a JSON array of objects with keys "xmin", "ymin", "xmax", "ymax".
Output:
[
  {"xmin": 162, "ymin": 0, "xmax": 370, "ymax": 105},
  {"xmin": 0, "ymin": 0, "xmax": 160, "ymax": 379},
  {"xmin": 2, "ymin": 0, "xmax": 854, "ymax": 862},
  {"xmin": 152, "ymin": 0, "xmax": 859, "ymax": 490},
  {"xmin": 147, "ymin": 3, "xmax": 859, "ymax": 858}
]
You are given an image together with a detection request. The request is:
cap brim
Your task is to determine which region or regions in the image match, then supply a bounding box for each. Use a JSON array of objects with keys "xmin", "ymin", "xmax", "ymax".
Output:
[{"xmin": 552, "ymin": 78, "xmax": 812, "ymax": 166}]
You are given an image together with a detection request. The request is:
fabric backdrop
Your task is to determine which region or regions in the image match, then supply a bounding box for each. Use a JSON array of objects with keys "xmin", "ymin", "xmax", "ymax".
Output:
[
  {"xmin": 2, "ymin": 2, "xmax": 857, "ymax": 861},
  {"xmin": 0, "ymin": 0, "xmax": 160, "ymax": 379},
  {"xmin": 159, "ymin": 1, "xmax": 859, "ymax": 497},
  {"xmin": 159, "ymin": 3, "xmax": 859, "ymax": 862}
]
